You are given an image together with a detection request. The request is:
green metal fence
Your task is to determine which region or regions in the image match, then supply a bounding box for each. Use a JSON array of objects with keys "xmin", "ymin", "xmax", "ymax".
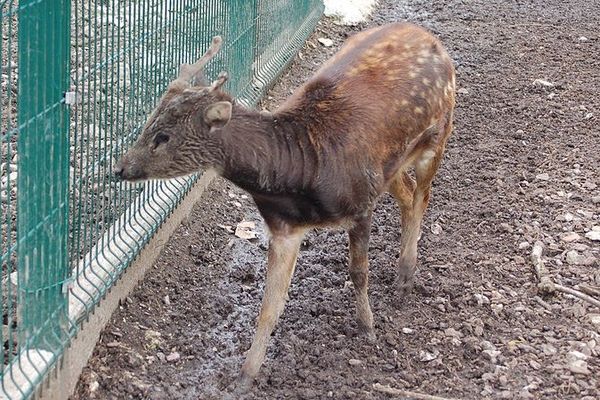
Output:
[{"xmin": 0, "ymin": 0, "xmax": 323, "ymax": 398}]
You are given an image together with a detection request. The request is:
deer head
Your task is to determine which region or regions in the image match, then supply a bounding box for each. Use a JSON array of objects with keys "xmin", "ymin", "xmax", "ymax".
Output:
[{"xmin": 113, "ymin": 36, "xmax": 234, "ymax": 181}]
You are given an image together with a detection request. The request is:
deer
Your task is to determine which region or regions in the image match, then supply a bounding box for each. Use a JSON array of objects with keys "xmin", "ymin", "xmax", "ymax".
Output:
[{"xmin": 114, "ymin": 22, "xmax": 455, "ymax": 391}]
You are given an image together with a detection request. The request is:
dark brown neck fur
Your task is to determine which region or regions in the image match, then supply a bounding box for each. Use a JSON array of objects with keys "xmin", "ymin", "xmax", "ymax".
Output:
[{"xmin": 218, "ymin": 106, "xmax": 318, "ymax": 196}]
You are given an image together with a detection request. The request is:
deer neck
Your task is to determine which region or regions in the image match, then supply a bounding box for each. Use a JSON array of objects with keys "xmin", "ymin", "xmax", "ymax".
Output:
[{"xmin": 217, "ymin": 106, "xmax": 317, "ymax": 196}]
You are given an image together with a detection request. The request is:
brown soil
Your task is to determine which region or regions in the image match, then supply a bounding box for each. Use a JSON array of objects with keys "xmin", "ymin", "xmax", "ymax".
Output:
[{"xmin": 72, "ymin": 0, "xmax": 600, "ymax": 399}]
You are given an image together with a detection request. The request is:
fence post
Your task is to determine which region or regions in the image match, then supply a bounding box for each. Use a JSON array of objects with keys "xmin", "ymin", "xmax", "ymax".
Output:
[{"xmin": 17, "ymin": 0, "xmax": 71, "ymax": 351}]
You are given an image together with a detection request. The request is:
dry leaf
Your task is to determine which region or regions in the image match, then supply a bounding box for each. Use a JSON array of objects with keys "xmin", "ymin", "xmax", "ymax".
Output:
[
  {"xmin": 217, "ymin": 224, "xmax": 234, "ymax": 234},
  {"xmin": 235, "ymin": 221, "xmax": 257, "ymax": 240}
]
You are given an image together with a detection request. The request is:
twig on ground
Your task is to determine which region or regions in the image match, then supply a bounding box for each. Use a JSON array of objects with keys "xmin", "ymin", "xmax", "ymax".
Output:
[
  {"xmin": 372, "ymin": 383, "xmax": 459, "ymax": 400},
  {"xmin": 531, "ymin": 241, "xmax": 554, "ymax": 292},
  {"xmin": 554, "ymin": 284, "xmax": 600, "ymax": 308},
  {"xmin": 576, "ymin": 284, "xmax": 600, "ymax": 298},
  {"xmin": 533, "ymin": 295, "xmax": 554, "ymax": 312},
  {"xmin": 531, "ymin": 241, "xmax": 600, "ymax": 309}
]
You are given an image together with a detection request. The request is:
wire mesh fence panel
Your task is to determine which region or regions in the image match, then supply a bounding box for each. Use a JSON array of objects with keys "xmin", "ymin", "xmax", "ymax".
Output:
[{"xmin": 0, "ymin": 0, "xmax": 323, "ymax": 398}]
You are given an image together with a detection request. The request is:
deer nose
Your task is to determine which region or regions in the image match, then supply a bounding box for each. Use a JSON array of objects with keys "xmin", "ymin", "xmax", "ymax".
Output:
[{"xmin": 113, "ymin": 161, "xmax": 125, "ymax": 179}]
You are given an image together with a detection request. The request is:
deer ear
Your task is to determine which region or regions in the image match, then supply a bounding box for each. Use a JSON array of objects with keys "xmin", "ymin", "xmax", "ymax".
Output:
[{"xmin": 204, "ymin": 101, "xmax": 232, "ymax": 129}]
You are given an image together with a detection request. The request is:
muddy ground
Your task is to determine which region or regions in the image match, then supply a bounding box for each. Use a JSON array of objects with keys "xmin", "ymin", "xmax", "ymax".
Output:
[{"xmin": 72, "ymin": 0, "xmax": 600, "ymax": 399}]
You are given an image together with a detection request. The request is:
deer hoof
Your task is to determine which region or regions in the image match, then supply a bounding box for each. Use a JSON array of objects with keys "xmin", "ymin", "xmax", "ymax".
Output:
[
  {"xmin": 232, "ymin": 372, "xmax": 254, "ymax": 396},
  {"xmin": 356, "ymin": 318, "xmax": 376, "ymax": 341},
  {"xmin": 359, "ymin": 327, "xmax": 377, "ymax": 343},
  {"xmin": 394, "ymin": 272, "xmax": 415, "ymax": 306}
]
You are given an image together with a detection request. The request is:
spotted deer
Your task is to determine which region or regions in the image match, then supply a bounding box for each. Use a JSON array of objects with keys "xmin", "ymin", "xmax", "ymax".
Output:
[{"xmin": 114, "ymin": 23, "xmax": 455, "ymax": 390}]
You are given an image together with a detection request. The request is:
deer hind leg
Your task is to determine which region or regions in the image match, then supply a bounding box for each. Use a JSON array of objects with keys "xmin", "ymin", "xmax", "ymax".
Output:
[
  {"xmin": 389, "ymin": 171, "xmax": 419, "ymax": 298},
  {"xmin": 389, "ymin": 128, "xmax": 448, "ymax": 299},
  {"xmin": 237, "ymin": 226, "xmax": 305, "ymax": 391},
  {"xmin": 348, "ymin": 212, "xmax": 375, "ymax": 338}
]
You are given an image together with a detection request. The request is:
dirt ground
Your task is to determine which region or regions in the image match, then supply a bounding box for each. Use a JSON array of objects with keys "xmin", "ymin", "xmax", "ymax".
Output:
[{"xmin": 72, "ymin": 0, "xmax": 600, "ymax": 399}]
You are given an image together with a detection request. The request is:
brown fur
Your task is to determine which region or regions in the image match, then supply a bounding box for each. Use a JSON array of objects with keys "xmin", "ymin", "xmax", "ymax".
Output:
[{"xmin": 114, "ymin": 22, "xmax": 455, "ymax": 392}]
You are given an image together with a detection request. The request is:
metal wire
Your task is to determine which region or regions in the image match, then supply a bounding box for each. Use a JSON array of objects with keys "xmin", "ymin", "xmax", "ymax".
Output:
[{"xmin": 0, "ymin": 0, "xmax": 324, "ymax": 398}]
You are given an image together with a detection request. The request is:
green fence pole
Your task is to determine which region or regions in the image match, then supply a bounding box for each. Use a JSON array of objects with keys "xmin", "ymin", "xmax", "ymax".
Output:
[{"xmin": 17, "ymin": 0, "xmax": 71, "ymax": 351}]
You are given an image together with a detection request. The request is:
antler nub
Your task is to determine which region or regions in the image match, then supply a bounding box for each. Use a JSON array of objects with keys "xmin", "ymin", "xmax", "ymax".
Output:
[{"xmin": 178, "ymin": 35, "xmax": 224, "ymax": 85}]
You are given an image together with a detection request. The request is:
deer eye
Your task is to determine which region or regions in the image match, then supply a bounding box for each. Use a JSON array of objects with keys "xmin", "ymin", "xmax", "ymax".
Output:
[{"xmin": 153, "ymin": 133, "xmax": 170, "ymax": 147}]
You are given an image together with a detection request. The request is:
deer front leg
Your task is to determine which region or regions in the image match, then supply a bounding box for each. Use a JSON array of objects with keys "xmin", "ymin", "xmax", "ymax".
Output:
[
  {"xmin": 237, "ymin": 226, "xmax": 305, "ymax": 391},
  {"xmin": 348, "ymin": 212, "xmax": 375, "ymax": 338}
]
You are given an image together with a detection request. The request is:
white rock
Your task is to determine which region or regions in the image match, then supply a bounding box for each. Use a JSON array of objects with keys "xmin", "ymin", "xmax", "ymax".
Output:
[
  {"xmin": 457, "ymin": 88, "xmax": 469, "ymax": 95},
  {"xmin": 431, "ymin": 223, "xmax": 443, "ymax": 235},
  {"xmin": 89, "ymin": 380, "xmax": 99, "ymax": 393},
  {"xmin": 518, "ymin": 241, "xmax": 530, "ymax": 250},
  {"xmin": 567, "ymin": 350, "xmax": 588, "ymax": 361},
  {"xmin": 583, "ymin": 181, "xmax": 597, "ymax": 190},
  {"xmin": 481, "ymin": 340, "xmax": 496, "ymax": 351},
  {"xmin": 568, "ymin": 359, "xmax": 590, "ymax": 375},
  {"xmin": 166, "ymin": 352, "xmax": 180, "ymax": 362},
  {"xmin": 348, "ymin": 358, "xmax": 362, "ymax": 366},
  {"xmin": 317, "ymin": 37, "xmax": 334, "ymax": 47},
  {"xmin": 576, "ymin": 209, "xmax": 593, "ymax": 219},
  {"xmin": 535, "ymin": 173, "xmax": 550, "ymax": 181},
  {"xmin": 541, "ymin": 344, "xmax": 557, "ymax": 355},
  {"xmin": 401, "ymin": 327, "xmax": 414, "ymax": 334},
  {"xmin": 585, "ymin": 230, "xmax": 600, "ymax": 241},
  {"xmin": 579, "ymin": 36, "xmax": 589, "ymax": 42},
  {"xmin": 533, "ymin": 79, "xmax": 555, "ymax": 87},
  {"xmin": 563, "ymin": 212, "xmax": 574, "ymax": 222},
  {"xmin": 560, "ymin": 232, "xmax": 581, "ymax": 242},
  {"xmin": 565, "ymin": 250, "xmax": 585, "ymax": 265},
  {"xmin": 419, "ymin": 350, "xmax": 438, "ymax": 362}
]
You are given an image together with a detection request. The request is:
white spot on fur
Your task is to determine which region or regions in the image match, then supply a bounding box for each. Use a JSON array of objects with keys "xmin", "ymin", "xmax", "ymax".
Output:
[{"xmin": 416, "ymin": 149, "xmax": 436, "ymax": 171}]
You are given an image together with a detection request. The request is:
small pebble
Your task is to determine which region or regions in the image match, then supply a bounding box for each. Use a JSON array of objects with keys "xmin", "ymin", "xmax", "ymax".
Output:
[
  {"xmin": 166, "ymin": 352, "xmax": 180, "ymax": 362},
  {"xmin": 561, "ymin": 232, "xmax": 581, "ymax": 242},
  {"xmin": 585, "ymin": 230, "xmax": 600, "ymax": 241},
  {"xmin": 518, "ymin": 241, "xmax": 530, "ymax": 250},
  {"xmin": 568, "ymin": 359, "xmax": 590, "ymax": 375},
  {"xmin": 317, "ymin": 37, "xmax": 334, "ymax": 47},
  {"xmin": 565, "ymin": 250, "xmax": 585, "ymax": 265},
  {"xmin": 563, "ymin": 212, "xmax": 574, "ymax": 222}
]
